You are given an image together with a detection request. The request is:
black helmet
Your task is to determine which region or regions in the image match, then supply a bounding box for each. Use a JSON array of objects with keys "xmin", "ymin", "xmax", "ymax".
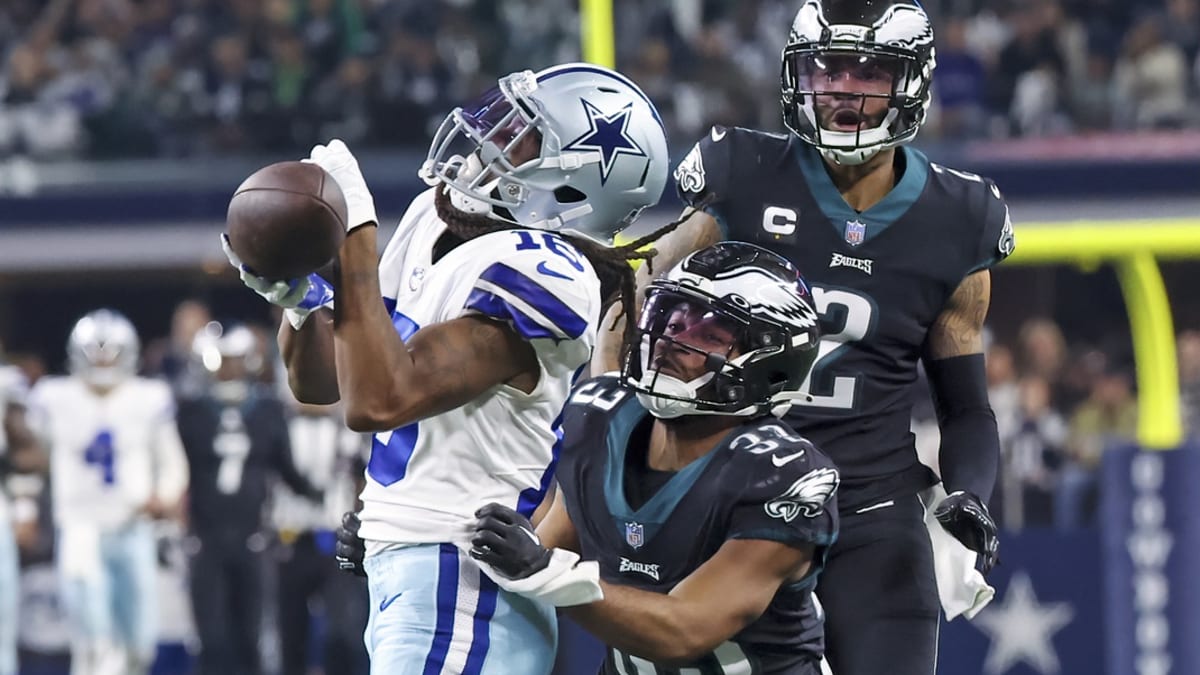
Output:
[
  {"xmin": 622, "ymin": 242, "xmax": 821, "ymax": 419},
  {"xmin": 781, "ymin": 0, "xmax": 936, "ymax": 165}
]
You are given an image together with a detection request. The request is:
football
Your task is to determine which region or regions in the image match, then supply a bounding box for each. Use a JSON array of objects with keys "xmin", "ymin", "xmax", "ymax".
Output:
[{"xmin": 225, "ymin": 161, "xmax": 347, "ymax": 281}]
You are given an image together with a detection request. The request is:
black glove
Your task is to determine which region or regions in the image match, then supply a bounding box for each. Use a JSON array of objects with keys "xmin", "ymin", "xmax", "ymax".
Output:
[
  {"xmin": 469, "ymin": 503, "xmax": 552, "ymax": 580},
  {"xmin": 935, "ymin": 490, "xmax": 1000, "ymax": 575},
  {"xmin": 335, "ymin": 511, "xmax": 367, "ymax": 578}
]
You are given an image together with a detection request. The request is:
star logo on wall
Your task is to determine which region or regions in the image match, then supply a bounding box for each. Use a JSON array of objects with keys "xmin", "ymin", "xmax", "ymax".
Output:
[
  {"xmin": 563, "ymin": 99, "xmax": 645, "ymax": 185},
  {"xmin": 972, "ymin": 572, "xmax": 1075, "ymax": 675}
]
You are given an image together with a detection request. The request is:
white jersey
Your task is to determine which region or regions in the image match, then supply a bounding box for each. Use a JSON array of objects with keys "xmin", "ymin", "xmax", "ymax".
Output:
[
  {"xmin": 28, "ymin": 376, "xmax": 189, "ymax": 530},
  {"xmin": 358, "ymin": 188, "xmax": 602, "ymax": 547}
]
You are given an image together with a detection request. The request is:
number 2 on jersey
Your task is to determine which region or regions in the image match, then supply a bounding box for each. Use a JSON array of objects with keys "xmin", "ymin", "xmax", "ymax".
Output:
[
  {"xmin": 84, "ymin": 431, "xmax": 116, "ymax": 485},
  {"xmin": 794, "ymin": 286, "xmax": 874, "ymax": 411}
]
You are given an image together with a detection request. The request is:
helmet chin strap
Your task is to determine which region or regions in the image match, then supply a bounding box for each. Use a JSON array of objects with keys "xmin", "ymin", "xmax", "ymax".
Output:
[
  {"xmin": 634, "ymin": 370, "xmax": 716, "ymax": 419},
  {"xmin": 445, "ymin": 153, "xmax": 501, "ymax": 216}
]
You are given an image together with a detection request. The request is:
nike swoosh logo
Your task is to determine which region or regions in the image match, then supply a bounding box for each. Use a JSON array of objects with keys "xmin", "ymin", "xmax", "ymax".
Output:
[
  {"xmin": 711, "ymin": 127, "xmax": 726, "ymax": 142},
  {"xmin": 379, "ymin": 592, "xmax": 403, "ymax": 613},
  {"xmin": 772, "ymin": 451, "xmax": 806, "ymax": 467},
  {"xmin": 536, "ymin": 261, "xmax": 572, "ymax": 280}
]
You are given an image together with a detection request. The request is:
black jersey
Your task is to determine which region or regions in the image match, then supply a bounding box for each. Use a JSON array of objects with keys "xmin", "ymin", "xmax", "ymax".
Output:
[
  {"xmin": 675, "ymin": 128, "xmax": 1014, "ymax": 510},
  {"xmin": 559, "ymin": 376, "xmax": 839, "ymax": 675},
  {"xmin": 176, "ymin": 386, "xmax": 317, "ymax": 541}
]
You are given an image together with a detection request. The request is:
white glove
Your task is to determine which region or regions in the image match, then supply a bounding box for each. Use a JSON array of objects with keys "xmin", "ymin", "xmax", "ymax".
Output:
[
  {"xmin": 306, "ymin": 139, "xmax": 378, "ymax": 232},
  {"xmin": 221, "ymin": 234, "xmax": 334, "ymax": 329},
  {"xmin": 472, "ymin": 547, "xmax": 604, "ymax": 607}
]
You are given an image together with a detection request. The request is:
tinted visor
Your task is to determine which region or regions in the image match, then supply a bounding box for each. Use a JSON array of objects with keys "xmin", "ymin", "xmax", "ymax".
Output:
[{"xmin": 638, "ymin": 291, "xmax": 749, "ymax": 368}]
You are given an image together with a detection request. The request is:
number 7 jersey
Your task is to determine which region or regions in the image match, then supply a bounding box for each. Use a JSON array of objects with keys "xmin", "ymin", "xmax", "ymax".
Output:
[
  {"xmin": 357, "ymin": 188, "xmax": 603, "ymax": 547},
  {"xmin": 676, "ymin": 127, "xmax": 1014, "ymax": 511}
]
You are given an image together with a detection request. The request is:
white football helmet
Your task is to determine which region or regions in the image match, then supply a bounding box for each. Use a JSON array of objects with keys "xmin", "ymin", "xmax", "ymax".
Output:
[
  {"xmin": 68, "ymin": 309, "xmax": 140, "ymax": 389},
  {"xmin": 781, "ymin": 0, "xmax": 936, "ymax": 166},
  {"xmin": 421, "ymin": 63, "xmax": 669, "ymax": 243}
]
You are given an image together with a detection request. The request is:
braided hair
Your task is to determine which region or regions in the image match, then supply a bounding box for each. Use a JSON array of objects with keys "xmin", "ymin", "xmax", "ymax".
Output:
[{"xmin": 433, "ymin": 186, "xmax": 698, "ymax": 356}]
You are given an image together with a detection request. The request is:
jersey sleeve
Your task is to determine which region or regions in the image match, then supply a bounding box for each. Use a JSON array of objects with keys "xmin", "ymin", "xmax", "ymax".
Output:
[
  {"xmin": 458, "ymin": 232, "xmax": 602, "ymax": 374},
  {"xmin": 969, "ymin": 178, "xmax": 1015, "ymax": 273},
  {"xmin": 674, "ymin": 126, "xmax": 735, "ymax": 236},
  {"xmin": 726, "ymin": 432, "xmax": 839, "ymax": 551}
]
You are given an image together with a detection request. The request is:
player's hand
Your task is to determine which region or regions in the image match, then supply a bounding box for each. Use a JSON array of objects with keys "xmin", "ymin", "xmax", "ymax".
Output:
[
  {"xmin": 306, "ymin": 139, "xmax": 378, "ymax": 232},
  {"xmin": 935, "ymin": 490, "xmax": 1000, "ymax": 575},
  {"xmin": 470, "ymin": 503, "xmax": 552, "ymax": 580},
  {"xmin": 335, "ymin": 511, "xmax": 367, "ymax": 577},
  {"xmin": 221, "ymin": 233, "xmax": 334, "ymax": 329}
]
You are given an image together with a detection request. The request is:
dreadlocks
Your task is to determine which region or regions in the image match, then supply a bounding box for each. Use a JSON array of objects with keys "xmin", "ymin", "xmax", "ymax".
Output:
[{"xmin": 433, "ymin": 186, "xmax": 699, "ymax": 358}]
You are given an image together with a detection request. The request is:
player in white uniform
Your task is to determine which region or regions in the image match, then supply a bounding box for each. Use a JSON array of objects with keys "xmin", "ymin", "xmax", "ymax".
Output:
[
  {"xmin": 223, "ymin": 63, "xmax": 672, "ymax": 674},
  {"xmin": 0, "ymin": 355, "xmax": 44, "ymax": 675},
  {"xmin": 27, "ymin": 310, "xmax": 189, "ymax": 675}
]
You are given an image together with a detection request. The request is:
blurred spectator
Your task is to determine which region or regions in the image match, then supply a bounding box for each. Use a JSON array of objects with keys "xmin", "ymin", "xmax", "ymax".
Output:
[
  {"xmin": 175, "ymin": 322, "xmax": 321, "ymax": 675},
  {"xmin": 8, "ymin": 0, "xmax": 1200, "ymax": 157},
  {"xmin": 1112, "ymin": 14, "xmax": 1189, "ymax": 129},
  {"xmin": 271, "ymin": 402, "xmax": 369, "ymax": 675},
  {"xmin": 989, "ymin": 3, "xmax": 1068, "ymax": 136},
  {"xmin": 1179, "ymin": 330, "xmax": 1200, "ymax": 438},
  {"xmin": 1006, "ymin": 375, "xmax": 1068, "ymax": 528},
  {"xmin": 1017, "ymin": 318, "xmax": 1067, "ymax": 386},
  {"xmin": 1058, "ymin": 362, "xmax": 1138, "ymax": 529},
  {"xmin": 933, "ymin": 16, "xmax": 988, "ymax": 138}
]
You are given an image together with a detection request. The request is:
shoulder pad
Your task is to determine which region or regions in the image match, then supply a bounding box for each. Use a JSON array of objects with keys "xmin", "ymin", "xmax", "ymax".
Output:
[
  {"xmin": 463, "ymin": 230, "xmax": 601, "ymax": 343},
  {"xmin": 927, "ymin": 161, "xmax": 1015, "ymax": 272}
]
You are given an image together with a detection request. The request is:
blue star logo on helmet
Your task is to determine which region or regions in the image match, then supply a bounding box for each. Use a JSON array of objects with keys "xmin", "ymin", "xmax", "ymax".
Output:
[{"xmin": 563, "ymin": 99, "xmax": 646, "ymax": 185}]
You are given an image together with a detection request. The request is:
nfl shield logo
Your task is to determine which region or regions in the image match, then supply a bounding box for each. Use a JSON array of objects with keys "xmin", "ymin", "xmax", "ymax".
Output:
[
  {"xmin": 625, "ymin": 522, "xmax": 645, "ymax": 549},
  {"xmin": 845, "ymin": 220, "xmax": 866, "ymax": 247}
]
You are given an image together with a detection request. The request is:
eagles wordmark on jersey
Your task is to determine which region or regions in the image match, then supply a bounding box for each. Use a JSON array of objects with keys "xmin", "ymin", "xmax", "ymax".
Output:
[
  {"xmin": 677, "ymin": 126, "xmax": 1013, "ymax": 511},
  {"xmin": 559, "ymin": 376, "xmax": 839, "ymax": 674}
]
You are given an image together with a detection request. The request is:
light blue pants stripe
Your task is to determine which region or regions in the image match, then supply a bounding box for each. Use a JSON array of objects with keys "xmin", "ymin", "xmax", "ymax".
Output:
[{"xmin": 364, "ymin": 543, "xmax": 557, "ymax": 675}]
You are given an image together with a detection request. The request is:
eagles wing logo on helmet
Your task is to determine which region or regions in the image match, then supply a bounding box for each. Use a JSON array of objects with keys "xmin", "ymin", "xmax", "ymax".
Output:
[
  {"xmin": 788, "ymin": 0, "xmax": 825, "ymax": 43},
  {"xmin": 711, "ymin": 266, "xmax": 819, "ymax": 333},
  {"xmin": 872, "ymin": 4, "xmax": 935, "ymax": 50},
  {"xmin": 765, "ymin": 468, "xmax": 840, "ymax": 522}
]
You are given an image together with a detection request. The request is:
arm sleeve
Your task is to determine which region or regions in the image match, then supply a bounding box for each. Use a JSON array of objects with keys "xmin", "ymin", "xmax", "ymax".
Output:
[
  {"xmin": 674, "ymin": 127, "xmax": 735, "ymax": 237},
  {"xmin": 926, "ymin": 353, "xmax": 1000, "ymax": 502}
]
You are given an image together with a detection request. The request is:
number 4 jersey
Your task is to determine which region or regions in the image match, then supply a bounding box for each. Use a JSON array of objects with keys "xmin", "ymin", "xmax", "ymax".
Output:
[
  {"xmin": 559, "ymin": 376, "xmax": 840, "ymax": 674},
  {"xmin": 27, "ymin": 376, "xmax": 188, "ymax": 530},
  {"xmin": 676, "ymin": 127, "xmax": 1014, "ymax": 511},
  {"xmin": 357, "ymin": 187, "xmax": 603, "ymax": 547}
]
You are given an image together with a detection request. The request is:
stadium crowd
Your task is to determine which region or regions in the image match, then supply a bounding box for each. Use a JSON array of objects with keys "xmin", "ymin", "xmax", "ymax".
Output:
[{"xmin": 1, "ymin": 0, "xmax": 1198, "ymax": 159}]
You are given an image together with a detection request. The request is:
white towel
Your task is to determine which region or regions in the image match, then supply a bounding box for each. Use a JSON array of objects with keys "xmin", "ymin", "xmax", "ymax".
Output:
[{"xmin": 922, "ymin": 485, "xmax": 996, "ymax": 621}]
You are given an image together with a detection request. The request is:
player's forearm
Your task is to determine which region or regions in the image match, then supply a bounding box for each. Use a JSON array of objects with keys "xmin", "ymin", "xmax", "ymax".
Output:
[
  {"xmin": 590, "ymin": 304, "xmax": 625, "ymax": 374},
  {"xmin": 333, "ymin": 226, "xmax": 419, "ymax": 431},
  {"xmin": 565, "ymin": 582, "xmax": 730, "ymax": 665},
  {"xmin": 279, "ymin": 309, "xmax": 341, "ymax": 404}
]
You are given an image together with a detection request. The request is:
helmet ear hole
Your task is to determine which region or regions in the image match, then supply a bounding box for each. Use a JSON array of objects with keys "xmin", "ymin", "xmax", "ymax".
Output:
[{"xmin": 553, "ymin": 186, "xmax": 587, "ymax": 203}]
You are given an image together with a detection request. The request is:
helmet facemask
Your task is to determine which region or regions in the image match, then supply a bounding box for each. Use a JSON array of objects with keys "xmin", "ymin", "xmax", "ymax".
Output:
[
  {"xmin": 781, "ymin": 0, "xmax": 937, "ymax": 166},
  {"xmin": 423, "ymin": 71, "xmax": 596, "ymax": 234},
  {"xmin": 623, "ymin": 285, "xmax": 816, "ymax": 420}
]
